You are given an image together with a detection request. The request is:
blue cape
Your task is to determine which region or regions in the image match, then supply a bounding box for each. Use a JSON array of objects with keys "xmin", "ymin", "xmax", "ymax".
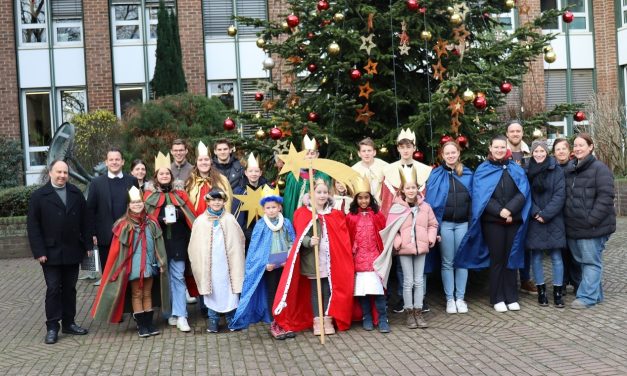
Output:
[
  {"xmin": 229, "ymin": 216, "xmax": 295, "ymax": 330},
  {"xmin": 425, "ymin": 165, "xmax": 473, "ymax": 225},
  {"xmin": 454, "ymin": 160, "xmax": 531, "ymax": 270}
]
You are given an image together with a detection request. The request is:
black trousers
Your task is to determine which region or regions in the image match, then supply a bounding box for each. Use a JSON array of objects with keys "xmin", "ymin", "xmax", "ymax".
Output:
[
  {"xmin": 41, "ymin": 263, "xmax": 79, "ymax": 330},
  {"xmin": 98, "ymin": 244, "xmax": 111, "ymax": 272},
  {"xmin": 482, "ymin": 221, "xmax": 520, "ymax": 305},
  {"xmin": 561, "ymin": 246, "xmax": 582, "ymax": 287},
  {"xmin": 264, "ymin": 268, "xmax": 282, "ymax": 316}
]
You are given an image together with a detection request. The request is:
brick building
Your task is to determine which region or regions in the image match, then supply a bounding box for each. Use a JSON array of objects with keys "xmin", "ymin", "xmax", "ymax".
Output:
[{"xmin": 0, "ymin": 0, "xmax": 625, "ymax": 184}]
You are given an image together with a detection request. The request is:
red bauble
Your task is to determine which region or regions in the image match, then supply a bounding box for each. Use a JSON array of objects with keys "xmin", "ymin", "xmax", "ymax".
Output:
[
  {"xmin": 321, "ymin": 19, "xmax": 332, "ymax": 27},
  {"xmin": 307, "ymin": 112, "xmax": 320, "ymax": 122},
  {"xmin": 419, "ymin": 6, "xmax": 427, "ymax": 14},
  {"xmin": 286, "ymin": 14, "xmax": 300, "ymax": 28},
  {"xmin": 473, "ymin": 96, "xmax": 488, "ymax": 110},
  {"xmin": 574, "ymin": 111, "xmax": 586, "ymax": 122},
  {"xmin": 562, "ymin": 11, "xmax": 574, "ymax": 24},
  {"xmin": 254, "ymin": 92, "xmax": 264, "ymax": 101},
  {"xmin": 500, "ymin": 82, "xmax": 513, "ymax": 94},
  {"xmin": 456, "ymin": 135, "xmax": 469, "ymax": 148},
  {"xmin": 350, "ymin": 69, "xmax": 362, "ymax": 81},
  {"xmin": 406, "ymin": 0, "xmax": 419, "ymax": 11},
  {"xmin": 440, "ymin": 135, "xmax": 453, "ymax": 145},
  {"xmin": 269, "ymin": 127, "xmax": 283, "ymax": 140},
  {"xmin": 223, "ymin": 117, "xmax": 236, "ymax": 131},
  {"xmin": 307, "ymin": 32, "xmax": 315, "ymax": 39},
  {"xmin": 307, "ymin": 63, "xmax": 318, "ymax": 73},
  {"xmin": 413, "ymin": 150, "xmax": 425, "ymax": 162},
  {"xmin": 317, "ymin": 0, "xmax": 329, "ymax": 11}
]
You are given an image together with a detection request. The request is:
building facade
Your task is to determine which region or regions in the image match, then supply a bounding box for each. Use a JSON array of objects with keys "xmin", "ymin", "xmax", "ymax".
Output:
[{"xmin": 0, "ymin": 0, "xmax": 625, "ymax": 185}]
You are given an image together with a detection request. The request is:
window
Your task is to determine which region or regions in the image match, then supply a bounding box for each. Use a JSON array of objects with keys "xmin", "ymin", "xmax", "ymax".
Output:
[
  {"xmin": 541, "ymin": 0, "xmax": 588, "ymax": 31},
  {"xmin": 52, "ymin": 0, "xmax": 83, "ymax": 44},
  {"xmin": 112, "ymin": 3, "xmax": 142, "ymax": 42},
  {"xmin": 203, "ymin": 0, "xmax": 267, "ymax": 39},
  {"xmin": 23, "ymin": 91, "xmax": 53, "ymax": 167},
  {"xmin": 59, "ymin": 89, "xmax": 86, "ymax": 122},
  {"xmin": 544, "ymin": 69, "xmax": 594, "ymax": 110},
  {"xmin": 117, "ymin": 87, "xmax": 144, "ymax": 117},
  {"xmin": 623, "ymin": 0, "xmax": 627, "ymax": 27},
  {"xmin": 208, "ymin": 81, "xmax": 235, "ymax": 109},
  {"xmin": 497, "ymin": 9, "xmax": 515, "ymax": 32},
  {"xmin": 146, "ymin": 2, "xmax": 175, "ymax": 41},
  {"xmin": 19, "ymin": 0, "xmax": 47, "ymax": 45},
  {"xmin": 236, "ymin": 0, "xmax": 267, "ymax": 36}
]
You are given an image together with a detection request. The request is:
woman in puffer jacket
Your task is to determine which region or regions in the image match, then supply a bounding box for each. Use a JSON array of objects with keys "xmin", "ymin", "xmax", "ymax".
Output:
[{"xmin": 563, "ymin": 133, "xmax": 616, "ymax": 309}]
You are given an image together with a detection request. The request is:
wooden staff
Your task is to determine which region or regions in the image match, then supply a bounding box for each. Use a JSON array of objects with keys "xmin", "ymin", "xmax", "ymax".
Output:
[{"xmin": 308, "ymin": 159, "xmax": 325, "ymax": 344}]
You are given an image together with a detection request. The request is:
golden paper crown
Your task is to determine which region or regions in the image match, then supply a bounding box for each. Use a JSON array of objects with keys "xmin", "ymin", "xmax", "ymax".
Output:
[
  {"xmin": 262, "ymin": 184, "xmax": 280, "ymax": 199},
  {"xmin": 303, "ymin": 134, "xmax": 317, "ymax": 151},
  {"xmin": 197, "ymin": 141, "xmax": 209, "ymax": 158},
  {"xmin": 154, "ymin": 151, "xmax": 171, "ymax": 171},
  {"xmin": 128, "ymin": 186, "xmax": 143, "ymax": 202},
  {"xmin": 349, "ymin": 175, "xmax": 372, "ymax": 195},
  {"xmin": 399, "ymin": 165, "xmax": 420, "ymax": 188},
  {"xmin": 397, "ymin": 128, "xmax": 416, "ymax": 144},
  {"xmin": 246, "ymin": 152, "xmax": 261, "ymax": 169}
]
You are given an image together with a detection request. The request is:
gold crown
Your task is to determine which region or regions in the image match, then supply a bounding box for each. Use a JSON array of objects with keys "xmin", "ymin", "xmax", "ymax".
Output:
[
  {"xmin": 397, "ymin": 128, "xmax": 416, "ymax": 144},
  {"xmin": 261, "ymin": 184, "xmax": 280, "ymax": 199},
  {"xmin": 349, "ymin": 175, "xmax": 371, "ymax": 195},
  {"xmin": 303, "ymin": 134, "xmax": 317, "ymax": 151},
  {"xmin": 155, "ymin": 151, "xmax": 171, "ymax": 171},
  {"xmin": 197, "ymin": 141, "xmax": 210, "ymax": 158},
  {"xmin": 399, "ymin": 165, "xmax": 420, "ymax": 188},
  {"xmin": 128, "ymin": 186, "xmax": 143, "ymax": 202},
  {"xmin": 246, "ymin": 152, "xmax": 261, "ymax": 169}
]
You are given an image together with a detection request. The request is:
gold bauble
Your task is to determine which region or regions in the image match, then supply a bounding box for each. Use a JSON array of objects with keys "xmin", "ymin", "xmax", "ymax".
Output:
[
  {"xmin": 328, "ymin": 41, "xmax": 340, "ymax": 55},
  {"xmin": 255, "ymin": 127, "xmax": 266, "ymax": 140},
  {"xmin": 277, "ymin": 178, "xmax": 286, "ymax": 190},
  {"xmin": 450, "ymin": 13, "xmax": 463, "ymax": 26},
  {"xmin": 254, "ymin": 111, "xmax": 262, "ymax": 120},
  {"xmin": 462, "ymin": 88, "xmax": 475, "ymax": 102},
  {"xmin": 447, "ymin": 6, "xmax": 455, "ymax": 14},
  {"xmin": 379, "ymin": 146, "xmax": 389, "ymax": 156},
  {"xmin": 256, "ymin": 38, "xmax": 266, "ymax": 48},
  {"xmin": 504, "ymin": 0, "xmax": 515, "ymax": 10},
  {"xmin": 543, "ymin": 45, "xmax": 553, "ymax": 53},
  {"xmin": 227, "ymin": 25, "xmax": 237, "ymax": 37},
  {"xmin": 333, "ymin": 12, "xmax": 345, "ymax": 23},
  {"xmin": 544, "ymin": 51, "xmax": 557, "ymax": 63},
  {"xmin": 281, "ymin": 21, "xmax": 290, "ymax": 31},
  {"xmin": 532, "ymin": 128, "xmax": 543, "ymax": 139},
  {"xmin": 420, "ymin": 30, "xmax": 432, "ymax": 41},
  {"xmin": 321, "ymin": 76, "xmax": 328, "ymax": 84}
]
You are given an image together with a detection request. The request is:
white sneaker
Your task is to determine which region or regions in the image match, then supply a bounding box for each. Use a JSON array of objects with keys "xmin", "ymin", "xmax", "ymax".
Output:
[
  {"xmin": 494, "ymin": 302, "xmax": 507, "ymax": 312},
  {"xmin": 455, "ymin": 299, "xmax": 468, "ymax": 314},
  {"xmin": 507, "ymin": 302, "xmax": 520, "ymax": 311},
  {"xmin": 93, "ymin": 279, "xmax": 101, "ymax": 286},
  {"xmin": 186, "ymin": 291, "xmax": 197, "ymax": 304},
  {"xmin": 446, "ymin": 299, "xmax": 457, "ymax": 314},
  {"xmin": 176, "ymin": 316, "xmax": 191, "ymax": 332},
  {"xmin": 168, "ymin": 316, "xmax": 178, "ymax": 326}
]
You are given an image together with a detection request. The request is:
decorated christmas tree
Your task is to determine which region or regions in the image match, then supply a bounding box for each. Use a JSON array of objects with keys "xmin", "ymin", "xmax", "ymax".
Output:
[{"xmin": 230, "ymin": 0, "xmax": 576, "ymax": 166}]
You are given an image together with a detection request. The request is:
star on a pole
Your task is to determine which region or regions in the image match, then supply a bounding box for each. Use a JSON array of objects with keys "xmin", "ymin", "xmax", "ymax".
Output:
[
  {"xmin": 360, "ymin": 34, "xmax": 376, "ymax": 55},
  {"xmin": 359, "ymin": 82, "xmax": 374, "ymax": 99},
  {"xmin": 278, "ymin": 143, "xmax": 308, "ymax": 180},
  {"xmin": 432, "ymin": 60, "xmax": 447, "ymax": 80},
  {"xmin": 364, "ymin": 59, "xmax": 378, "ymax": 75},
  {"xmin": 355, "ymin": 104, "xmax": 375, "ymax": 124},
  {"xmin": 234, "ymin": 186, "xmax": 265, "ymax": 228}
]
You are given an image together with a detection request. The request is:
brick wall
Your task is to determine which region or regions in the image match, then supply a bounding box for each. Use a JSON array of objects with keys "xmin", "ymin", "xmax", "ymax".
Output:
[
  {"xmin": 0, "ymin": 217, "xmax": 30, "ymax": 259},
  {"xmin": 520, "ymin": 0, "xmax": 546, "ymax": 116},
  {"xmin": 83, "ymin": 0, "xmax": 114, "ymax": 111},
  {"xmin": 178, "ymin": 0, "xmax": 206, "ymax": 95},
  {"xmin": 592, "ymin": 0, "xmax": 618, "ymax": 98},
  {"xmin": 0, "ymin": 0, "xmax": 20, "ymax": 139},
  {"xmin": 267, "ymin": 0, "xmax": 291, "ymax": 90}
]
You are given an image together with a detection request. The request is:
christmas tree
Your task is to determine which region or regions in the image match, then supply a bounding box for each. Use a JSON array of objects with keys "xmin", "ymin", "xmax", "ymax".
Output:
[
  {"xmin": 151, "ymin": 0, "xmax": 187, "ymax": 98},
  {"xmin": 231, "ymin": 0, "xmax": 575, "ymax": 166}
]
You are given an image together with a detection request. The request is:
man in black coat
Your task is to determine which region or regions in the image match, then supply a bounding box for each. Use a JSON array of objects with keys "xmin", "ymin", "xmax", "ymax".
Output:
[
  {"xmin": 212, "ymin": 138, "xmax": 245, "ymax": 193},
  {"xmin": 27, "ymin": 160, "xmax": 91, "ymax": 344},
  {"xmin": 86, "ymin": 147, "xmax": 137, "ymax": 286}
]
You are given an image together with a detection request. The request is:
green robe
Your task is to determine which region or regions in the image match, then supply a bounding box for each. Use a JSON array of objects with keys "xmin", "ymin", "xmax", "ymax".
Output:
[{"xmin": 282, "ymin": 170, "xmax": 331, "ymax": 221}]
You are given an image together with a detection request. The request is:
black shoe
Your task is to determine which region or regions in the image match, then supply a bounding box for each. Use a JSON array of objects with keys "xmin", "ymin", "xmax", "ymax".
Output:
[
  {"xmin": 144, "ymin": 311, "xmax": 160, "ymax": 336},
  {"xmin": 44, "ymin": 329, "xmax": 58, "ymax": 344},
  {"xmin": 134, "ymin": 312, "xmax": 151, "ymax": 338},
  {"xmin": 537, "ymin": 284, "xmax": 549, "ymax": 306},
  {"xmin": 421, "ymin": 302, "xmax": 430, "ymax": 313},
  {"xmin": 61, "ymin": 323, "xmax": 88, "ymax": 335},
  {"xmin": 391, "ymin": 299, "xmax": 405, "ymax": 314},
  {"xmin": 553, "ymin": 285, "xmax": 565, "ymax": 308}
]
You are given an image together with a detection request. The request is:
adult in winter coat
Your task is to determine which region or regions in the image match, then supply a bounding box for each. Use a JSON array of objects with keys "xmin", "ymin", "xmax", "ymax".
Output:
[
  {"xmin": 525, "ymin": 140, "xmax": 566, "ymax": 308},
  {"xmin": 563, "ymin": 133, "xmax": 616, "ymax": 309}
]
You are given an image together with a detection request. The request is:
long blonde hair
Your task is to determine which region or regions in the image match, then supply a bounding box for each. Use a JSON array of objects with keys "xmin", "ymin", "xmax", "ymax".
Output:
[{"xmin": 440, "ymin": 141, "xmax": 464, "ymax": 176}]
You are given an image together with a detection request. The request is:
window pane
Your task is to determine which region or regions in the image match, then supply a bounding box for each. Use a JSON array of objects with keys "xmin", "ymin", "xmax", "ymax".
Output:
[
  {"xmin": 540, "ymin": 0, "xmax": 558, "ymax": 29},
  {"xmin": 29, "ymin": 151, "xmax": 47, "ymax": 167},
  {"xmin": 624, "ymin": 10, "xmax": 627, "ymax": 26},
  {"xmin": 61, "ymin": 90, "xmax": 86, "ymax": 122},
  {"xmin": 566, "ymin": 0, "xmax": 585, "ymax": 12},
  {"xmin": 209, "ymin": 82, "xmax": 235, "ymax": 109},
  {"xmin": 498, "ymin": 15, "xmax": 513, "ymax": 30},
  {"xmin": 119, "ymin": 88, "xmax": 143, "ymax": 115},
  {"xmin": 115, "ymin": 5, "xmax": 139, "ymax": 21},
  {"xmin": 116, "ymin": 25, "xmax": 140, "ymax": 40},
  {"xmin": 569, "ymin": 17, "xmax": 586, "ymax": 30},
  {"xmin": 21, "ymin": 0, "xmax": 46, "ymax": 25},
  {"xmin": 57, "ymin": 26, "xmax": 81, "ymax": 42},
  {"xmin": 26, "ymin": 93, "xmax": 52, "ymax": 148},
  {"xmin": 22, "ymin": 28, "xmax": 47, "ymax": 43},
  {"xmin": 150, "ymin": 25, "xmax": 157, "ymax": 39}
]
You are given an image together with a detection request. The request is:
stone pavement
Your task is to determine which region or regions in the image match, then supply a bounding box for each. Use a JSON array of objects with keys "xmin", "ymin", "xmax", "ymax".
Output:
[{"xmin": 1, "ymin": 220, "xmax": 626, "ymax": 376}]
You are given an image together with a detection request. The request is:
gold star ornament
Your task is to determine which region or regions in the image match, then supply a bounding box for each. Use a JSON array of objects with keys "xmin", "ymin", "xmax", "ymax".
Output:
[{"xmin": 234, "ymin": 186, "xmax": 265, "ymax": 228}]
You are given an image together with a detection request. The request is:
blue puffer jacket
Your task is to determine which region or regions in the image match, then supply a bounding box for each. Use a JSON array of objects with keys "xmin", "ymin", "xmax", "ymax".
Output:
[{"xmin": 525, "ymin": 157, "xmax": 566, "ymax": 250}]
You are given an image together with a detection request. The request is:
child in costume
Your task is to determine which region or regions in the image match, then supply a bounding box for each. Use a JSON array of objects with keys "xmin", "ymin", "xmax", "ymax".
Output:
[
  {"xmin": 92, "ymin": 187, "xmax": 170, "ymax": 338},
  {"xmin": 380, "ymin": 166, "xmax": 438, "ymax": 329},
  {"xmin": 229, "ymin": 185, "xmax": 296, "ymax": 339},
  {"xmin": 188, "ymin": 188, "xmax": 246, "ymax": 333},
  {"xmin": 345, "ymin": 177, "xmax": 389, "ymax": 333},
  {"xmin": 273, "ymin": 178, "xmax": 354, "ymax": 335},
  {"xmin": 185, "ymin": 141, "xmax": 233, "ymax": 215},
  {"xmin": 332, "ymin": 179, "xmax": 352, "ymax": 214},
  {"xmin": 233, "ymin": 152, "xmax": 268, "ymax": 249}
]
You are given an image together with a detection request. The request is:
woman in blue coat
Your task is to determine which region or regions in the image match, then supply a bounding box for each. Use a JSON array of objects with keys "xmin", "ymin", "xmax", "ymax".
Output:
[{"xmin": 525, "ymin": 140, "xmax": 566, "ymax": 308}]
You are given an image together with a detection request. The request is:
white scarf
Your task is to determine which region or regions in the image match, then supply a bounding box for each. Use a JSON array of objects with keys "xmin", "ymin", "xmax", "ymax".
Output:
[{"xmin": 262, "ymin": 213, "xmax": 284, "ymax": 232}]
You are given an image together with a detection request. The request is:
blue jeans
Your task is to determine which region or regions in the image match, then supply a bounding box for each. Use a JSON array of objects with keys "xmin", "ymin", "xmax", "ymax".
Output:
[
  {"xmin": 440, "ymin": 221, "xmax": 469, "ymax": 301},
  {"xmin": 567, "ymin": 236, "xmax": 608, "ymax": 306},
  {"xmin": 531, "ymin": 249, "xmax": 564, "ymax": 286},
  {"xmin": 399, "ymin": 254, "xmax": 426, "ymax": 309},
  {"xmin": 207, "ymin": 308, "xmax": 234, "ymax": 325},
  {"xmin": 168, "ymin": 260, "xmax": 188, "ymax": 318}
]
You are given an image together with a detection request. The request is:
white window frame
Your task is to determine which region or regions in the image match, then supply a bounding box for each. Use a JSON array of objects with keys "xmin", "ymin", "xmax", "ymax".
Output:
[
  {"xmin": 22, "ymin": 90, "xmax": 54, "ymax": 168},
  {"xmin": 541, "ymin": 0, "xmax": 589, "ymax": 33},
  {"xmin": 53, "ymin": 18, "xmax": 83, "ymax": 46},
  {"xmin": 622, "ymin": 0, "xmax": 627, "ymax": 28},
  {"xmin": 112, "ymin": 4, "xmax": 143, "ymax": 45},
  {"xmin": 146, "ymin": 5, "xmax": 175, "ymax": 43},
  {"xmin": 496, "ymin": 9, "xmax": 516, "ymax": 33},
  {"xmin": 208, "ymin": 81, "xmax": 238, "ymax": 110},
  {"xmin": 116, "ymin": 86, "xmax": 145, "ymax": 117},
  {"xmin": 58, "ymin": 88, "xmax": 87, "ymax": 124},
  {"xmin": 17, "ymin": 0, "xmax": 48, "ymax": 47}
]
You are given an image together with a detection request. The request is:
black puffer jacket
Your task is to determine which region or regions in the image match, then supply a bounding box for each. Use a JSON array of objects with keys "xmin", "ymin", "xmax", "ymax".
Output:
[
  {"xmin": 563, "ymin": 155, "xmax": 616, "ymax": 239},
  {"xmin": 442, "ymin": 167, "xmax": 471, "ymax": 223},
  {"xmin": 213, "ymin": 156, "xmax": 245, "ymax": 192}
]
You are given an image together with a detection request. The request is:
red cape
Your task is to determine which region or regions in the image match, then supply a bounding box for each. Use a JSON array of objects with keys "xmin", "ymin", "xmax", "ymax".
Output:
[{"xmin": 272, "ymin": 206, "xmax": 354, "ymax": 332}]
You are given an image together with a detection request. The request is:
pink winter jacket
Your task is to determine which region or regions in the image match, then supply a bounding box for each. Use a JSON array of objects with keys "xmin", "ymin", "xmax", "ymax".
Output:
[{"xmin": 392, "ymin": 196, "xmax": 438, "ymax": 255}]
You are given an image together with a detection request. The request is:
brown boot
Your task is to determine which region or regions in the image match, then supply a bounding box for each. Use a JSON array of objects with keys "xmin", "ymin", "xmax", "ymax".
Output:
[
  {"xmin": 313, "ymin": 317, "xmax": 322, "ymax": 336},
  {"xmin": 323, "ymin": 316, "xmax": 336, "ymax": 335},
  {"xmin": 406, "ymin": 309, "xmax": 418, "ymax": 329},
  {"xmin": 414, "ymin": 309, "xmax": 428, "ymax": 329}
]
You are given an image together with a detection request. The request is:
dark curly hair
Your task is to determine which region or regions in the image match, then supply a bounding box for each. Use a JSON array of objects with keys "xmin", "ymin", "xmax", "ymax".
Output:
[{"xmin": 348, "ymin": 192, "xmax": 380, "ymax": 214}]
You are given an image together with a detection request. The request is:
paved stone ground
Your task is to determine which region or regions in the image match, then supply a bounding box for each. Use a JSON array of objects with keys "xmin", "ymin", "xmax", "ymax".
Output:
[{"xmin": 1, "ymin": 219, "xmax": 626, "ymax": 375}]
